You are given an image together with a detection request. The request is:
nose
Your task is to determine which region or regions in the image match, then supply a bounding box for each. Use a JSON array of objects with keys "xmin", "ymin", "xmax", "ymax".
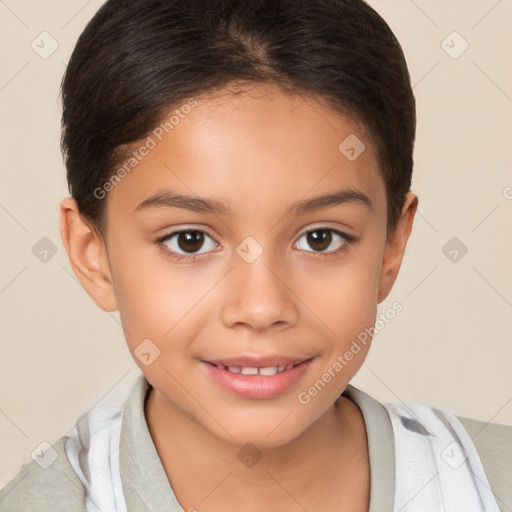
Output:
[{"xmin": 220, "ymin": 252, "xmax": 299, "ymax": 332}]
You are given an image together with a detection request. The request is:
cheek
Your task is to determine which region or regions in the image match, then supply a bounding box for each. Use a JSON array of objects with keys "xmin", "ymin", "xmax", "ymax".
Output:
[
  {"xmin": 107, "ymin": 237, "xmax": 174, "ymax": 344},
  {"xmin": 295, "ymin": 244, "xmax": 382, "ymax": 337},
  {"xmin": 109, "ymin": 239, "xmax": 217, "ymax": 354}
]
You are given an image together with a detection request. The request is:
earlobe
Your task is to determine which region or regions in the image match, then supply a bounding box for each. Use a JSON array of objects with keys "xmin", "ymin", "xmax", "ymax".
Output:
[
  {"xmin": 377, "ymin": 192, "xmax": 418, "ymax": 304},
  {"xmin": 59, "ymin": 197, "xmax": 118, "ymax": 312}
]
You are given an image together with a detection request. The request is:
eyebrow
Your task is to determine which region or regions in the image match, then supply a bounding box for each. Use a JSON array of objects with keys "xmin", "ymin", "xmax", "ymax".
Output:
[{"xmin": 133, "ymin": 187, "xmax": 372, "ymax": 215}]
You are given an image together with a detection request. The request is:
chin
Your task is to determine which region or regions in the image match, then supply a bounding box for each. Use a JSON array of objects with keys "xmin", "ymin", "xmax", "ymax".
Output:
[{"xmin": 199, "ymin": 407, "xmax": 315, "ymax": 451}]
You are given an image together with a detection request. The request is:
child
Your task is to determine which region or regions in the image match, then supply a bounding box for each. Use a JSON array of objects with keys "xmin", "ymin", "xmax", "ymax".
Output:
[{"xmin": 1, "ymin": 0, "xmax": 510, "ymax": 510}]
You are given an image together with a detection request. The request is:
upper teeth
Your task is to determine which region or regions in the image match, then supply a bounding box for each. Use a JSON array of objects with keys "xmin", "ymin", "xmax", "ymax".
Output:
[{"xmin": 221, "ymin": 364, "xmax": 295, "ymax": 375}]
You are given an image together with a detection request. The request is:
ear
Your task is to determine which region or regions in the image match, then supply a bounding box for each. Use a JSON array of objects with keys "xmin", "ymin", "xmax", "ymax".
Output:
[
  {"xmin": 377, "ymin": 192, "xmax": 418, "ymax": 304},
  {"xmin": 59, "ymin": 197, "xmax": 118, "ymax": 312}
]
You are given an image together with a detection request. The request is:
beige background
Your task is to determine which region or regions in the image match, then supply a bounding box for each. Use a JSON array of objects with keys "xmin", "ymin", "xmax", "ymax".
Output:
[{"xmin": 1, "ymin": 0, "xmax": 511, "ymax": 488}]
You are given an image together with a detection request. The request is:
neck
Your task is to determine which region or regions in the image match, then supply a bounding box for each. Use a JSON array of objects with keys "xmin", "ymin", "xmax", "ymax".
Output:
[{"xmin": 145, "ymin": 387, "xmax": 369, "ymax": 511}]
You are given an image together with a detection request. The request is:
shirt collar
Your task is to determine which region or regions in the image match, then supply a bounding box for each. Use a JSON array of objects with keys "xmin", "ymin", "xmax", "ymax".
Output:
[{"xmin": 120, "ymin": 374, "xmax": 183, "ymax": 511}]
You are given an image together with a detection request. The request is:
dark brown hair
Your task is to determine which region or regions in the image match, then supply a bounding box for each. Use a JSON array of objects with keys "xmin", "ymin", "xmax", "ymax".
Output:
[{"xmin": 60, "ymin": 0, "xmax": 416, "ymax": 238}]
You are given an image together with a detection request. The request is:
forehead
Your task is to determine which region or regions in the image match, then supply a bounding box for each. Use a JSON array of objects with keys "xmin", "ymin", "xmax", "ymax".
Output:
[{"xmin": 106, "ymin": 83, "xmax": 385, "ymax": 219}]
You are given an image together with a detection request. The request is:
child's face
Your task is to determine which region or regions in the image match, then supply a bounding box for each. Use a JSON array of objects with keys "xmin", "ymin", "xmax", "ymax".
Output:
[{"xmin": 64, "ymin": 83, "xmax": 416, "ymax": 447}]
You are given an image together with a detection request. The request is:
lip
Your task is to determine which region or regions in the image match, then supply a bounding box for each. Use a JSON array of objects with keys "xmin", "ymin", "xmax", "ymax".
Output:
[{"xmin": 200, "ymin": 357, "xmax": 314, "ymax": 399}]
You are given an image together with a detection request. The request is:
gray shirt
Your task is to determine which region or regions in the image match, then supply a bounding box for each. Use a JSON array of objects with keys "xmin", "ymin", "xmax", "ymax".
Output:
[{"xmin": 1, "ymin": 375, "xmax": 511, "ymax": 511}]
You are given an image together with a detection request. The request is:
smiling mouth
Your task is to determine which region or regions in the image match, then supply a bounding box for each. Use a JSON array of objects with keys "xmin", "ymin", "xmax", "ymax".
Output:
[
  {"xmin": 204, "ymin": 361, "xmax": 304, "ymax": 376},
  {"xmin": 200, "ymin": 357, "xmax": 314, "ymax": 399}
]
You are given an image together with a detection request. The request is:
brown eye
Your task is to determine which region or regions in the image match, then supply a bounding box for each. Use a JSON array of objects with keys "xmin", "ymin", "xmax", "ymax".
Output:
[
  {"xmin": 306, "ymin": 229, "xmax": 332, "ymax": 252},
  {"xmin": 295, "ymin": 228, "xmax": 351, "ymax": 254},
  {"xmin": 177, "ymin": 231, "xmax": 204, "ymax": 253},
  {"xmin": 160, "ymin": 229, "xmax": 218, "ymax": 257}
]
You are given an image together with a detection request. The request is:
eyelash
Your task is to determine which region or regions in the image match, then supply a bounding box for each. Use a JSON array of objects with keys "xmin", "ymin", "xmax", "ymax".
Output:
[{"xmin": 156, "ymin": 227, "xmax": 355, "ymax": 262}]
